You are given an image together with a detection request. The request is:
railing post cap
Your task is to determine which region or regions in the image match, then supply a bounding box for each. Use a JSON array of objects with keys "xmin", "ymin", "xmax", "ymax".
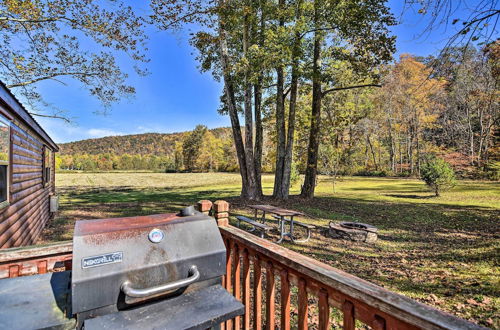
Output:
[
  {"xmin": 197, "ymin": 200, "xmax": 213, "ymax": 213},
  {"xmin": 214, "ymin": 200, "xmax": 229, "ymax": 212}
]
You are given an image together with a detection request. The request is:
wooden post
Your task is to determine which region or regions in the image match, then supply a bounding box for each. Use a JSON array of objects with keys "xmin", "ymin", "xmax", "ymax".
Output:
[
  {"xmin": 233, "ymin": 243, "xmax": 241, "ymax": 329},
  {"xmin": 253, "ymin": 255, "xmax": 263, "ymax": 330},
  {"xmin": 343, "ymin": 300, "xmax": 355, "ymax": 330},
  {"xmin": 298, "ymin": 278, "xmax": 308, "ymax": 330},
  {"xmin": 242, "ymin": 249, "xmax": 251, "ymax": 329},
  {"xmin": 265, "ymin": 262, "xmax": 275, "ymax": 330},
  {"xmin": 318, "ymin": 289, "xmax": 329, "ymax": 330},
  {"xmin": 280, "ymin": 269, "xmax": 291, "ymax": 329},
  {"xmin": 197, "ymin": 200, "xmax": 212, "ymax": 215},
  {"xmin": 214, "ymin": 200, "xmax": 229, "ymax": 226}
]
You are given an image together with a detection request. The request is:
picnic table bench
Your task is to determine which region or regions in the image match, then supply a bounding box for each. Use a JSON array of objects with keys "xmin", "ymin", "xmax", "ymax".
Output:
[
  {"xmin": 238, "ymin": 205, "xmax": 312, "ymax": 243},
  {"xmin": 236, "ymin": 216, "xmax": 273, "ymax": 238},
  {"xmin": 271, "ymin": 215, "xmax": 315, "ymax": 242}
]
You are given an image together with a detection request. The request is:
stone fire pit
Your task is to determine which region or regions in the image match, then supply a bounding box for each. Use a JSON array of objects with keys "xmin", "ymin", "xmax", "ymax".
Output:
[{"xmin": 328, "ymin": 222, "xmax": 378, "ymax": 243}]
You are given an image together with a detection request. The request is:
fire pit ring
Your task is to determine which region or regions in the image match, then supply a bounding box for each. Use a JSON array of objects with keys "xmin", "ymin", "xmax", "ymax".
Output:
[{"xmin": 328, "ymin": 222, "xmax": 378, "ymax": 243}]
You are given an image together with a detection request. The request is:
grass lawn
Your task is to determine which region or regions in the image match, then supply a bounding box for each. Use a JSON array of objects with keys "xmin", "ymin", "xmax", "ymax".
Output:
[{"xmin": 43, "ymin": 172, "xmax": 499, "ymax": 327}]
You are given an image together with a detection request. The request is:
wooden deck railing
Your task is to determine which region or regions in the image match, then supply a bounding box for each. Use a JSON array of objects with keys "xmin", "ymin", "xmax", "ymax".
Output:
[
  {"xmin": 0, "ymin": 240, "xmax": 72, "ymax": 278},
  {"xmin": 219, "ymin": 225, "xmax": 483, "ymax": 330},
  {"xmin": 0, "ymin": 204, "xmax": 484, "ymax": 329}
]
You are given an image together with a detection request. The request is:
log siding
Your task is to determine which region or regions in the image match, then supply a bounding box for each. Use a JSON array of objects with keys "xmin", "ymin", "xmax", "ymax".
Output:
[{"xmin": 0, "ymin": 82, "xmax": 58, "ymax": 249}]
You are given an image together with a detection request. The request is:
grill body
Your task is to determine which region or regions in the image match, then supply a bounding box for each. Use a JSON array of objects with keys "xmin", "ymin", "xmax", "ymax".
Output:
[
  {"xmin": 0, "ymin": 210, "xmax": 243, "ymax": 330},
  {"xmin": 72, "ymin": 212, "xmax": 226, "ymax": 319}
]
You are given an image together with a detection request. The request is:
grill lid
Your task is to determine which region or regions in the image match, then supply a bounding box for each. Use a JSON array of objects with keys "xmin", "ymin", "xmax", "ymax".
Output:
[{"xmin": 71, "ymin": 212, "xmax": 226, "ymax": 315}]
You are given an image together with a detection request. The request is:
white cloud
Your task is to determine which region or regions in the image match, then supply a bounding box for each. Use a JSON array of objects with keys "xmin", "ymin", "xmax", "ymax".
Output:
[
  {"xmin": 35, "ymin": 117, "xmax": 125, "ymax": 143},
  {"xmin": 87, "ymin": 128, "xmax": 123, "ymax": 138}
]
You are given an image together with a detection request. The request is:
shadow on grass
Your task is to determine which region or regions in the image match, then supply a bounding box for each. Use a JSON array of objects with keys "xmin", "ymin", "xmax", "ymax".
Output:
[
  {"xmin": 384, "ymin": 194, "xmax": 435, "ymax": 199},
  {"xmin": 43, "ymin": 182, "xmax": 498, "ymax": 327}
]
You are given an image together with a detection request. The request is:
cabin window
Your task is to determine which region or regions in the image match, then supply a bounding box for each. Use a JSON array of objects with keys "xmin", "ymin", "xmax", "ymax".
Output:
[
  {"xmin": 0, "ymin": 116, "xmax": 10, "ymax": 208},
  {"xmin": 43, "ymin": 146, "xmax": 52, "ymax": 186}
]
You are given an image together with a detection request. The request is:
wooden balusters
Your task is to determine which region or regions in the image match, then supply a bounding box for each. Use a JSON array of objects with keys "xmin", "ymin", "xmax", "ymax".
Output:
[
  {"xmin": 373, "ymin": 315, "xmax": 386, "ymax": 330},
  {"xmin": 343, "ymin": 300, "xmax": 355, "ymax": 330},
  {"xmin": 233, "ymin": 243, "xmax": 241, "ymax": 329},
  {"xmin": 242, "ymin": 249, "xmax": 251, "ymax": 329},
  {"xmin": 225, "ymin": 240, "xmax": 233, "ymax": 329},
  {"xmin": 298, "ymin": 278, "xmax": 308, "ymax": 330},
  {"xmin": 8, "ymin": 264, "xmax": 19, "ymax": 278},
  {"xmin": 265, "ymin": 262, "xmax": 275, "ymax": 330},
  {"xmin": 318, "ymin": 289, "xmax": 329, "ymax": 330},
  {"xmin": 280, "ymin": 270, "xmax": 291, "ymax": 329},
  {"xmin": 37, "ymin": 260, "xmax": 47, "ymax": 274},
  {"xmin": 253, "ymin": 255, "xmax": 262, "ymax": 330}
]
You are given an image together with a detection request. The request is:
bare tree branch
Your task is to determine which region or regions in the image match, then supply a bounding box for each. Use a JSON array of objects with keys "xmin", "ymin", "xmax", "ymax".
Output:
[
  {"xmin": 0, "ymin": 16, "xmax": 75, "ymax": 24},
  {"xmin": 29, "ymin": 112, "xmax": 71, "ymax": 123},
  {"xmin": 6, "ymin": 72, "xmax": 100, "ymax": 88}
]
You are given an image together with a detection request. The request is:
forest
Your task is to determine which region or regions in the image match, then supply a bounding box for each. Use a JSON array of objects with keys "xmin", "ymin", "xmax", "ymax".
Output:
[{"xmin": 59, "ymin": 48, "xmax": 499, "ymax": 182}]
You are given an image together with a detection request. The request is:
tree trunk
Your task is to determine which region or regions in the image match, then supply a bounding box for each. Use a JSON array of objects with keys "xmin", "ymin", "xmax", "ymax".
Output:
[
  {"xmin": 301, "ymin": 0, "xmax": 322, "ymax": 199},
  {"xmin": 253, "ymin": 0, "xmax": 265, "ymax": 197},
  {"xmin": 254, "ymin": 82, "xmax": 263, "ymax": 195},
  {"xmin": 217, "ymin": 6, "xmax": 259, "ymax": 200},
  {"xmin": 387, "ymin": 117, "xmax": 395, "ymax": 172},
  {"xmin": 273, "ymin": 0, "xmax": 287, "ymax": 199},
  {"xmin": 242, "ymin": 1, "xmax": 259, "ymax": 198},
  {"xmin": 276, "ymin": 0, "xmax": 303, "ymax": 200},
  {"xmin": 367, "ymin": 135, "xmax": 378, "ymax": 171}
]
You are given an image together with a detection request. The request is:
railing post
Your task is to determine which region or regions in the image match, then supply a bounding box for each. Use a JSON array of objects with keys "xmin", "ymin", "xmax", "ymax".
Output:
[
  {"xmin": 373, "ymin": 315, "xmax": 386, "ymax": 330},
  {"xmin": 225, "ymin": 239, "xmax": 233, "ymax": 329},
  {"xmin": 280, "ymin": 270, "xmax": 291, "ymax": 329},
  {"xmin": 343, "ymin": 300, "xmax": 355, "ymax": 330},
  {"xmin": 197, "ymin": 200, "xmax": 213, "ymax": 215},
  {"xmin": 242, "ymin": 249, "xmax": 251, "ymax": 330},
  {"xmin": 253, "ymin": 255, "xmax": 262, "ymax": 330},
  {"xmin": 8, "ymin": 264, "xmax": 19, "ymax": 278},
  {"xmin": 233, "ymin": 243, "xmax": 241, "ymax": 329},
  {"xmin": 214, "ymin": 200, "xmax": 230, "ymax": 226},
  {"xmin": 298, "ymin": 278, "xmax": 308, "ymax": 330},
  {"xmin": 318, "ymin": 289, "xmax": 329, "ymax": 330},
  {"xmin": 37, "ymin": 260, "xmax": 47, "ymax": 274},
  {"xmin": 265, "ymin": 262, "xmax": 275, "ymax": 330}
]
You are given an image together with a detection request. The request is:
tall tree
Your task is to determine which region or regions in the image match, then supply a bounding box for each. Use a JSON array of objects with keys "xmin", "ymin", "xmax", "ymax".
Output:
[
  {"xmin": 300, "ymin": 0, "xmax": 396, "ymax": 198},
  {"xmin": 152, "ymin": 0, "xmax": 266, "ymax": 199},
  {"xmin": 0, "ymin": 0, "xmax": 148, "ymax": 120},
  {"xmin": 183, "ymin": 125, "xmax": 208, "ymax": 171},
  {"xmin": 273, "ymin": 0, "xmax": 305, "ymax": 199}
]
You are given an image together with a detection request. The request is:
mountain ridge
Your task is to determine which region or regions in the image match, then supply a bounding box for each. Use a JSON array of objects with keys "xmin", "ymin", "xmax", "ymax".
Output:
[{"xmin": 59, "ymin": 127, "xmax": 233, "ymax": 155}]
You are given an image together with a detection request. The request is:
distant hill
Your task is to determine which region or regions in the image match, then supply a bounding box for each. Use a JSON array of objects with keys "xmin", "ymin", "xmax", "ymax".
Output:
[{"xmin": 59, "ymin": 127, "xmax": 233, "ymax": 156}]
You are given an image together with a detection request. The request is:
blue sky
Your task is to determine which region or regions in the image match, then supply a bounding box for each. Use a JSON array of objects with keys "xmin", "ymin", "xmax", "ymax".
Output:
[{"xmin": 32, "ymin": 1, "xmax": 478, "ymax": 143}]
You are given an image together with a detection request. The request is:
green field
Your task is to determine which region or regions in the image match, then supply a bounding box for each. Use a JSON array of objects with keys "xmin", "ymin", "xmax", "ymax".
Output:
[{"xmin": 44, "ymin": 172, "xmax": 499, "ymax": 327}]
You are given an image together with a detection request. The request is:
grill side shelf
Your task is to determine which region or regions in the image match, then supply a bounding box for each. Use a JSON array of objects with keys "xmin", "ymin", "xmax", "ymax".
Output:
[{"xmin": 84, "ymin": 284, "xmax": 244, "ymax": 330}]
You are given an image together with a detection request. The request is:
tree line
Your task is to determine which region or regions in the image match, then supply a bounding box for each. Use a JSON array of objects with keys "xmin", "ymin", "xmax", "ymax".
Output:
[
  {"xmin": 6, "ymin": 1, "xmax": 497, "ymax": 200},
  {"xmin": 59, "ymin": 44, "xmax": 499, "ymax": 182},
  {"xmin": 150, "ymin": 0, "xmax": 498, "ymax": 200}
]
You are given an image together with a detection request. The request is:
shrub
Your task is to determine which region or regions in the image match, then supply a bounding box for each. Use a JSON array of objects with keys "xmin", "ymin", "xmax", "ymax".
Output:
[
  {"xmin": 420, "ymin": 157, "xmax": 456, "ymax": 196},
  {"xmin": 355, "ymin": 169, "xmax": 387, "ymax": 177},
  {"xmin": 485, "ymin": 161, "xmax": 500, "ymax": 181}
]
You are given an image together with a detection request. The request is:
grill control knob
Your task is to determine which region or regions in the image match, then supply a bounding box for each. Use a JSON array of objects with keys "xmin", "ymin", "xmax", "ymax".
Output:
[{"xmin": 148, "ymin": 228, "xmax": 164, "ymax": 243}]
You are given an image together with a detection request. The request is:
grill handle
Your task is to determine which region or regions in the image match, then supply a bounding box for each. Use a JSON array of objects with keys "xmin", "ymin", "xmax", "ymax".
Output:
[{"xmin": 121, "ymin": 265, "xmax": 200, "ymax": 298}]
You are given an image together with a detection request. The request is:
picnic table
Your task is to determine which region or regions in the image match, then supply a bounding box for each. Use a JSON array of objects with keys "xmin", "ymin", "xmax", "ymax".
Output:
[{"xmin": 248, "ymin": 205, "xmax": 309, "ymax": 243}]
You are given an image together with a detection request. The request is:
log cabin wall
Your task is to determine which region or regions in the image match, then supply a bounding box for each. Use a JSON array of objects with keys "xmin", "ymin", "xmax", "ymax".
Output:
[{"xmin": 0, "ymin": 83, "xmax": 58, "ymax": 249}]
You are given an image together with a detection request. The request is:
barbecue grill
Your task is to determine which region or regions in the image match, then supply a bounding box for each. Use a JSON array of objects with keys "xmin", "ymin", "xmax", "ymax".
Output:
[{"xmin": 0, "ymin": 208, "xmax": 244, "ymax": 329}]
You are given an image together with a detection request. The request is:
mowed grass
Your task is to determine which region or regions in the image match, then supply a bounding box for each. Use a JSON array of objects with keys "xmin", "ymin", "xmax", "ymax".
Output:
[{"xmin": 43, "ymin": 172, "xmax": 499, "ymax": 327}]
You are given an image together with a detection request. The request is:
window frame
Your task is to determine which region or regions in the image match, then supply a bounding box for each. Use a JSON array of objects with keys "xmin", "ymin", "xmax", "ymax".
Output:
[
  {"xmin": 0, "ymin": 115, "xmax": 10, "ymax": 210},
  {"xmin": 42, "ymin": 145, "xmax": 52, "ymax": 187}
]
